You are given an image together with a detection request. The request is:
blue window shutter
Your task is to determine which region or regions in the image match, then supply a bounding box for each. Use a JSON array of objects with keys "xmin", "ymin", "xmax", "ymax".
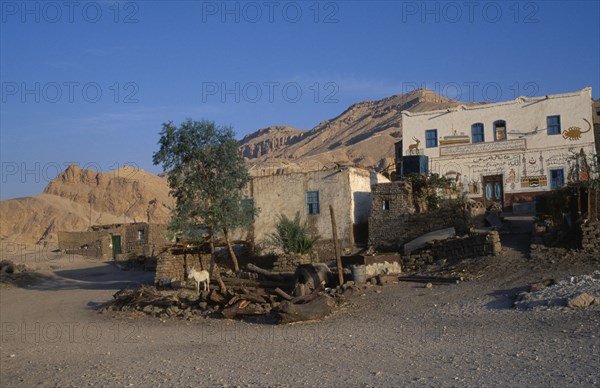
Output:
[
  {"xmin": 471, "ymin": 123, "xmax": 484, "ymax": 143},
  {"xmin": 547, "ymin": 115, "xmax": 561, "ymax": 135},
  {"xmin": 425, "ymin": 129, "xmax": 437, "ymax": 148}
]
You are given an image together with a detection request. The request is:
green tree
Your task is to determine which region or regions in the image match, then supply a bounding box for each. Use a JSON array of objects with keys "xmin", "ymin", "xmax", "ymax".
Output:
[{"xmin": 153, "ymin": 119, "xmax": 255, "ymax": 273}]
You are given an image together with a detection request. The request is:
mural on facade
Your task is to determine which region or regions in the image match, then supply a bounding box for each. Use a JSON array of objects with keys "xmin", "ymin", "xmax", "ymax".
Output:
[
  {"xmin": 562, "ymin": 118, "xmax": 592, "ymax": 141},
  {"xmin": 567, "ymin": 148, "xmax": 592, "ymax": 182},
  {"xmin": 408, "ymin": 137, "xmax": 420, "ymax": 155},
  {"xmin": 431, "ymin": 147, "xmax": 590, "ymax": 194}
]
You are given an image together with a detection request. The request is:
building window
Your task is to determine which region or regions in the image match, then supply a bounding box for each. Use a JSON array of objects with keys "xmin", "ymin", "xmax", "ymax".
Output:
[
  {"xmin": 383, "ymin": 199, "xmax": 390, "ymax": 211},
  {"xmin": 471, "ymin": 123, "xmax": 484, "ymax": 143},
  {"xmin": 549, "ymin": 169, "xmax": 565, "ymax": 190},
  {"xmin": 494, "ymin": 120, "xmax": 507, "ymax": 141},
  {"xmin": 306, "ymin": 191, "xmax": 319, "ymax": 214},
  {"xmin": 547, "ymin": 115, "xmax": 561, "ymax": 135},
  {"xmin": 425, "ymin": 129, "xmax": 438, "ymax": 148},
  {"xmin": 137, "ymin": 230, "xmax": 145, "ymax": 241},
  {"xmin": 595, "ymin": 107, "xmax": 600, "ymax": 116}
]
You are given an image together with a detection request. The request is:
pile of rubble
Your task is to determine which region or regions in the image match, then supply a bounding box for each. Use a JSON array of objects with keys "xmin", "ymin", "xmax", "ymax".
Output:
[
  {"xmin": 101, "ymin": 262, "xmax": 387, "ymax": 323},
  {"xmin": 514, "ymin": 271, "xmax": 600, "ymax": 310}
]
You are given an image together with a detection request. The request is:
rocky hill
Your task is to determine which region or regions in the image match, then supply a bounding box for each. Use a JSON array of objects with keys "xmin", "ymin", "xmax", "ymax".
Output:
[
  {"xmin": 1, "ymin": 89, "xmax": 478, "ymax": 245},
  {"xmin": 240, "ymin": 89, "xmax": 475, "ymax": 174},
  {"xmin": 1, "ymin": 164, "xmax": 174, "ymax": 245}
]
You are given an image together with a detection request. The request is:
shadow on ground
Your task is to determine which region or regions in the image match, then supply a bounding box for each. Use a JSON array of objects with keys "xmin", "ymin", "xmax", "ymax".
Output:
[
  {"xmin": 24, "ymin": 262, "xmax": 154, "ymax": 292},
  {"xmin": 485, "ymin": 286, "xmax": 528, "ymax": 310},
  {"xmin": 498, "ymin": 215, "xmax": 534, "ymax": 257}
]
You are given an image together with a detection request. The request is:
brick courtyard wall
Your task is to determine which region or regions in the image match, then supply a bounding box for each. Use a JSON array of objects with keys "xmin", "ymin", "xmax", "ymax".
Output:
[{"xmin": 369, "ymin": 181, "xmax": 471, "ymax": 252}]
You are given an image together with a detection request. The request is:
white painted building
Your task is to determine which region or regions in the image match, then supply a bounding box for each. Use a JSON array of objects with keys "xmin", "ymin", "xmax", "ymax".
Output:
[
  {"xmin": 401, "ymin": 87, "xmax": 596, "ymax": 210},
  {"xmin": 238, "ymin": 167, "xmax": 390, "ymax": 255}
]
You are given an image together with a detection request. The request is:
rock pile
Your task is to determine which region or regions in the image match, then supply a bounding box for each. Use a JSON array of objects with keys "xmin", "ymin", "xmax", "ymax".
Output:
[
  {"xmin": 99, "ymin": 280, "xmax": 354, "ymax": 323},
  {"xmin": 514, "ymin": 271, "xmax": 600, "ymax": 310}
]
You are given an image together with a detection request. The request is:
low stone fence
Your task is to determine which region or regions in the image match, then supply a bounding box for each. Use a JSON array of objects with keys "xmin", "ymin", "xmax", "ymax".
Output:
[
  {"xmin": 581, "ymin": 219, "xmax": 600, "ymax": 253},
  {"xmin": 530, "ymin": 218, "xmax": 600, "ymax": 260},
  {"xmin": 403, "ymin": 231, "xmax": 501, "ymax": 272},
  {"xmin": 155, "ymin": 253, "xmax": 211, "ymax": 286},
  {"xmin": 272, "ymin": 254, "xmax": 312, "ymax": 272}
]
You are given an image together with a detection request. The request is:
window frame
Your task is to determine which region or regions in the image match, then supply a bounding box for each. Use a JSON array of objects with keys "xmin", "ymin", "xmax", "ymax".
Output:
[
  {"xmin": 493, "ymin": 120, "xmax": 507, "ymax": 141},
  {"xmin": 382, "ymin": 199, "xmax": 390, "ymax": 211},
  {"xmin": 425, "ymin": 129, "xmax": 438, "ymax": 148},
  {"xmin": 306, "ymin": 191, "xmax": 320, "ymax": 215},
  {"xmin": 471, "ymin": 123, "xmax": 485, "ymax": 143},
  {"xmin": 547, "ymin": 115, "xmax": 561, "ymax": 135}
]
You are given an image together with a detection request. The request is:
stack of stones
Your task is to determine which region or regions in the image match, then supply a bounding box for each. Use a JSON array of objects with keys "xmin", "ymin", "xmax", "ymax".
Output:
[
  {"xmin": 154, "ymin": 253, "xmax": 211, "ymax": 285},
  {"xmin": 581, "ymin": 219, "xmax": 600, "ymax": 253},
  {"xmin": 155, "ymin": 253, "xmax": 185, "ymax": 285},
  {"xmin": 271, "ymin": 253, "xmax": 311, "ymax": 272},
  {"xmin": 403, "ymin": 231, "xmax": 500, "ymax": 272}
]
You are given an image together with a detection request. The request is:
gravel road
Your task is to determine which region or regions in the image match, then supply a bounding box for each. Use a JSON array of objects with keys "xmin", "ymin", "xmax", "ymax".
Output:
[{"xmin": 1, "ymin": 217, "xmax": 599, "ymax": 387}]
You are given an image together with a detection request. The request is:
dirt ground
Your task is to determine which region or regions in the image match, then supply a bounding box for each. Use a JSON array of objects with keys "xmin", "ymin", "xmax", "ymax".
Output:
[{"xmin": 1, "ymin": 216, "xmax": 599, "ymax": 387}]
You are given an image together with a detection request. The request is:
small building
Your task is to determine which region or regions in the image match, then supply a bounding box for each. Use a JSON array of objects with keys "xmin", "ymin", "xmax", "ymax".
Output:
[
  {"xmin": 399, "ymin": 87, "xmax": 597, "ymax": 211},
  {"xmin": 240, "ymin": 167, "xmax": 390, "ymax": 258},
  {"xmin": 58, "ymin": 222, "xmax": 169, "ymax": 260}
]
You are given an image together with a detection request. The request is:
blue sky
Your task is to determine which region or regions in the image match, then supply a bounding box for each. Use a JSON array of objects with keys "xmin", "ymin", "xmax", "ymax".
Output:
[{"xmin": 1, "ymin": 0, "xmax": 599, "ymax": 199}]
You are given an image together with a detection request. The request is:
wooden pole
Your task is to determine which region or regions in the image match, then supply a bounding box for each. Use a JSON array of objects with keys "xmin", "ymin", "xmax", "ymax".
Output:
[
  {"xmin": 577, "ymin": 186, "xmax": 582, "ymax": 216},
  {"xmin": 329, "ymin": 205, "xmax": 344, "ymax": 286},
  {"xmin": 587, "ymin": 187, "xmax": 591, "ymax": 218}
]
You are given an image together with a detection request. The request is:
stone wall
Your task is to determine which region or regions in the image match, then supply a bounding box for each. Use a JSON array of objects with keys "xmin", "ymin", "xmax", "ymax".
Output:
[
  {"xmin": 580, "ymin": 219, "xmax": 600, "ymax": 253},
  {"xmin": 403, "ymin": 231, "xmax": 500, "ymax": 272},
  {"xmin": 154, "ymin": 252, "xmax": 211, "ymax": 286},
  {"xmin": 57, "ymin": 231, "xmax": 111, "ymax": 258},
  {"xmin": 272, "ymin": 253, "xmax": 312, "ymax": 272},
  {"xmin": 369, "ymin": 181, "xmax": 471, "ymax": 252},
  {"xmin": 58, "ymin": 223, "xmax": 170, "ymax": 261}
]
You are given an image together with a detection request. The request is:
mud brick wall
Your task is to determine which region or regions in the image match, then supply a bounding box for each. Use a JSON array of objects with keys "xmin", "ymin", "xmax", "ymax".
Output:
[
  {"xmin": 58, "ymin": 231, "xmax": 111, "ymax": 258},
  {"xmin": 581, "ymin": 219, "xmax": 600, "ymax": 252},
  {"xmin": 403, "ymin": 231, "xmax": 500, "ymax": 272},
  {"xmin": 154, "ymin": 253, "xmax": 211, "ymax": 285},
  {"xmin": 272, "ymin": 254, "xmax": 312, "ymax": 272},
  {"xmin": 369, "ymin": 182, "xmax": 471, "ymax": 251}
]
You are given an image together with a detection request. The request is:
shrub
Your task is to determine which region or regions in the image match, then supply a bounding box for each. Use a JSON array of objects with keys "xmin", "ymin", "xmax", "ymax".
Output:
[{"xmin": 268, "ymin": 212, "xmax": 319, "ymax": 254}]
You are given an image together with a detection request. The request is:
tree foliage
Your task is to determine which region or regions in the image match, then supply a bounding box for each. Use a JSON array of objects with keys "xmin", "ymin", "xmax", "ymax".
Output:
[{"xmin": 152, "ymin": 119, "xmax": 256, "ymax": 270}]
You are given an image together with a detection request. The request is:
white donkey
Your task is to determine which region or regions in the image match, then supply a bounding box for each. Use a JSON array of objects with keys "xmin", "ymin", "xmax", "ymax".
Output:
[{"xmin": 187, "ymin": 267, "xmax": 210, "ymax": 293}]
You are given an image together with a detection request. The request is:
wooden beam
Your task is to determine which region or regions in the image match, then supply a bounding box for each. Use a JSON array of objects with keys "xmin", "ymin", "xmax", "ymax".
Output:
[{"xmin": 329, "ymin": 205, "xmax": 344, "ymax": 286}]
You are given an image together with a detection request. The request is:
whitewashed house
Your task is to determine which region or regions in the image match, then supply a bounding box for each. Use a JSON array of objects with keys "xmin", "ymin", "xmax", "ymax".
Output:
[
  {"xmin": 238, "ymin": 167, "xmax": 389, "ymax": 255},
  {"xmin": 400, "ymin": 87, "xmax": 596, "ymax": 211}
]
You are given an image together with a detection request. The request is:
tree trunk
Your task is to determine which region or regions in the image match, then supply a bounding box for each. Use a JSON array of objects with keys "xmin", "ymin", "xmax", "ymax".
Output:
[
  {"xmin": 277, "ymin": 295, "xmax": 336, "ymax": 324},
  {"xmin": 208, "ymin": 231, "xmax": 216, "ymax": 278},
  {"xmin": 223, "ymin": 228, "xmax": 240, "ymax": 273},
  {"xmin": 246, "ymin": 263, "xmax": 296, "ymax": 283},
  {"xmin": 208, "ymin": 231, "xmax": 227, "ymax": 294}
]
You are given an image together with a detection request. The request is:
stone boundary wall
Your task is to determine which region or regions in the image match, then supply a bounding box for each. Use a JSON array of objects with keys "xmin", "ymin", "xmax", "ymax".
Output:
[
  {"xmin": 530, "ymin": 218, "xmax": 600, "ymax": 259},
  {"xmin": 272, "ymin": 254, "xmax": 312, "ymax": 272},
  {"xmin": 369, "ymin": 181, "xmax": 476, "ymax": 252},
  {"xmin": 155, "ymin": 252, "xmax": 211, "ymax": 286},
  {"xmin": 403, "ymin": 231, "xmax": 500, "ymax": 272},
  {"xmin": 581, "ymin": 219, "xmax": 600, "ymax": 253}
]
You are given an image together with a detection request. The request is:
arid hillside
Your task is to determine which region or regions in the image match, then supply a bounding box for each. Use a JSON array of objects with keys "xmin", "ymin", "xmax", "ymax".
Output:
[
  {"xmin": 240, "ymin": 89, "xmax": 476, "ymax": 174},
  {"xmin": 0, "ymin": 164, "xmax": 174, "ymax": 245},
  {"xmin": 2, "ymin": 89, "xmax": 479, "ymax": 244}
]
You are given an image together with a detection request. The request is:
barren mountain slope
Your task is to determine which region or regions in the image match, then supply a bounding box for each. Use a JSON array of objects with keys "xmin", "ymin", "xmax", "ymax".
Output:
[
  {"xmin": 240, "ymin": 89, "xmax": 477, "ymax": 172},
  {"xmin": 1, "ymin": 165, "xmax": 174, "ymax": 245}
]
